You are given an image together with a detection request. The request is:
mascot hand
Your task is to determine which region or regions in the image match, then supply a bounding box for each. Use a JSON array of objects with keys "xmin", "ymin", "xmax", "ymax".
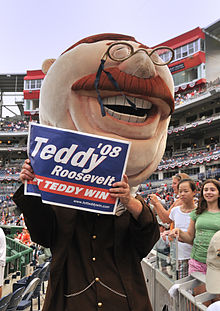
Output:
[
  {"xmin": 109, "ymin": 174, "xmax": 142, "ymax": 219},
  {"xmin": 20, "ymin": 159, "xmax": 35, "ymax": 184},
  {"xmin": 109, "ymin": 174, "xmax": 131, "ymax": 205}
]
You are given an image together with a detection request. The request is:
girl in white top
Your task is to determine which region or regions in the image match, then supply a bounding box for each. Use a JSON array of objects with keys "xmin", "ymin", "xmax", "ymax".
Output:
[{"xmin": 169, "ymin": 178, "xmax": 197, "ymax": 279}]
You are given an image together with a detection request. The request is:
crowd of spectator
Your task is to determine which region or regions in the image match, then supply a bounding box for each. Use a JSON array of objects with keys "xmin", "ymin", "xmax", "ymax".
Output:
[
  {"xmin": 0, "ymin": 167, "xmax": 20, "ymax": 175},
  {"xmin": 14, "ymin": 227, "xmax": 31, "ymax": 246},
  {"xmin": 0, "ymin": 119, "xmax": 29, "ymax": 132},
  {"xmin": 0, "ymin": 146, "xmax": 218, "ymax": 184},
  {"xmin": 174, "ymin": 77, "xmax": 220, "ymax": 107},
  {"xmin": 0, "ymin": 195, "xmax": 14, "ymax": 208},
  {"xmin": 175, "ymin": 88, "xmax": 204, "ymax": 106},
  {"xmin": 142, "ymin": 173, "xmax": 220, "ymax": 294},
  {"xmin": 0, "ymin": 210, "xmax": 24, "ymax": 226},
  {"xmin": 160, "ymin": 146, "xmax": 220, "ymax": 166},
  {"xmin": 0, "ymin": 166, "xmax": 21, "ymax": 181}
]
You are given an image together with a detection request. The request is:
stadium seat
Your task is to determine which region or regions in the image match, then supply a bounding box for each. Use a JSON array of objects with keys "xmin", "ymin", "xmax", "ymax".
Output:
[
  {"xmin": 6, "ymin": 287, "xmax": 25, "ymax": 311},
  {"xmin": 41, "ymin": 261, "xmax": 50, "ymax": 294},
  {"xmin": 0, "ymin": 293, "xmax": 13, "ymax": 311},
  {"xmin": 31, "ymin": 262, "xmax": 50, "ymax": 310},
  {"xmin": 12, "ymin": 268, "xmax": 41, "ymax": 292},
  {"xmin": 16, "ymin": 278, "xmax": 40, "ymax": 311}
]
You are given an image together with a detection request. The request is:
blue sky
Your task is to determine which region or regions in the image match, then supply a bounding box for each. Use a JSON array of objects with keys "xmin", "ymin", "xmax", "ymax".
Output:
[{"xmin": 1, "ymin": 0, "xmax": 220, "ymax": 73}]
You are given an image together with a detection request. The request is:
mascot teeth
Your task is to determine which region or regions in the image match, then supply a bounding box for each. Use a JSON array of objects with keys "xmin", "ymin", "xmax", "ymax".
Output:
[{"xmin": 103, "ymin": 96, "xmax": 152, "ymax": 123}]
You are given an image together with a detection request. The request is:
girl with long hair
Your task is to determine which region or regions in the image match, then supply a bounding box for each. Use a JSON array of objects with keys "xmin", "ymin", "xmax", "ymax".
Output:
[
  {"xmin": 169, "ymin": 179, "xmax": 220, "ymax": 297},
  {"xmin": 170, "ymin": 179, "xmax": 220, "ymax": 275}
]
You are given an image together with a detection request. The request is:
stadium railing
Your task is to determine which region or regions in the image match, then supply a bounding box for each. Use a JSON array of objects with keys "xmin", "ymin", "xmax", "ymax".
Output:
[
  {"xmin": 5, "ymin": 237, "xmax": 33, "ymax": 280},
  {"xmin": 142, "ymin": 250, "xmax": 218, "ymax": 311}
]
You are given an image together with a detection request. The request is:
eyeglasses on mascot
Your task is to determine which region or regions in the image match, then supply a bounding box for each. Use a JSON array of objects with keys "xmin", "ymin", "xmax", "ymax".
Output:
[{"xmin": 40, "ymin": 33, "xmax": 174, "ymax": 187}]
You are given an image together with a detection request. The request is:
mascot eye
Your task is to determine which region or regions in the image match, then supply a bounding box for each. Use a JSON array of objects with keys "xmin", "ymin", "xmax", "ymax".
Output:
[
  {"xmin": 149, "ymin": 47, "xmax": 174, "ymax": 65},
  {"xmin": 109, "ymin": 43, "xmax": 133, "ymax": 61},
  {"xmin": 149, "ymin": 50, "xmax": 163, "ymax": 64}
]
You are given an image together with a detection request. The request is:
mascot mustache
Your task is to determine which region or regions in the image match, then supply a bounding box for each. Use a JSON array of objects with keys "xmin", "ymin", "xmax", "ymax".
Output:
[{"xmin": 72, "ymin": 66, "xmax": 174, "ymax": 117}]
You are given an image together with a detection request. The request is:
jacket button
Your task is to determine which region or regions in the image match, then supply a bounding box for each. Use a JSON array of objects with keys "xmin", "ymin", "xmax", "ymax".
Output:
[
  {"xmin": 92, "ymin": 257, "xmax": 96, "ymax": 261},
  {"xmin": 95, "ymin": 277, "xmax": 100, "ymax": 282},
  {"xmin": 98, "ymin": 302, "xmax": 102, "ymax": 307},
  {"xmin": 92, "ymin": 235, "xmax": 97, "ymax": 239}
]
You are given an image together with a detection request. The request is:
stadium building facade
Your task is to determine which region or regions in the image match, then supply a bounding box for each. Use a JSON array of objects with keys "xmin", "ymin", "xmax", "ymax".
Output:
[{"xmin": 149, "ymin": 19, "xmax": 220, "ymax": 185}]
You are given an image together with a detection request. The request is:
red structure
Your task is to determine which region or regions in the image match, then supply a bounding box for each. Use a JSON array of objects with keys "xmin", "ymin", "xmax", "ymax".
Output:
[
  {"xmin": 23, "ymin": 70, "xmax": 45, "ymax": 117},
  {"xmin": 153, "ymin": 27, "xmax": 206, "ymax": 93}
]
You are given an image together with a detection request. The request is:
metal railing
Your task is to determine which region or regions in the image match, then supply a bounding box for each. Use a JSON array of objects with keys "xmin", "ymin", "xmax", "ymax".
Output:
[
  {"xmin": 5, "ymin": 236, "xmax": 33, "ymax": 278},
  {"xmin": 142, "ymin": 252, "xmax": 218, "ymax": 311}
]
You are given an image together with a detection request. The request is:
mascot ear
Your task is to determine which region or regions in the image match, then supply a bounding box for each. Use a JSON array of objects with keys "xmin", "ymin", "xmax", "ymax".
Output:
[{"xmin": 42, "ymin": 58, "xmax": 56, "ymax": 74}]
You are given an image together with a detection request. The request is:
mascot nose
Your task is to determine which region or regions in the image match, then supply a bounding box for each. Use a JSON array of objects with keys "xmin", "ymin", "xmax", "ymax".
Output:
[{"xmin": 118, "ymin": 50, "xmax": 156, "ymax": 79}]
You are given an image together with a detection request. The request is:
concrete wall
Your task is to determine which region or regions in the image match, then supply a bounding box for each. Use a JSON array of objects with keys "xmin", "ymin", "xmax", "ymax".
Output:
[{"xmin": 205, "ymin": 34, "xmax": 220, "ymax": 82}]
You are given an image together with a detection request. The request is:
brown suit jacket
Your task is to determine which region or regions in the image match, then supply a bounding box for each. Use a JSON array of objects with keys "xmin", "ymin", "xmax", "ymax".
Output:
[{"xmin": 13, "ymin": 185, "xmax": 159, "ymax": 311}]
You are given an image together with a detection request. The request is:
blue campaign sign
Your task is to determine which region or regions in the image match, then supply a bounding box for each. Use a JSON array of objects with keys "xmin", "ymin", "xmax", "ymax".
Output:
[{"xmin": 25, "ymin": 123, "xmax": 131, "ymax": 214}]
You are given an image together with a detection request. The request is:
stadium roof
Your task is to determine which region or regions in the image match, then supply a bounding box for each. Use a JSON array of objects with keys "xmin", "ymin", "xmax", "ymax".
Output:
[
  {"xmin": 203, "ymin": 18, "xmax": 220, "ymax": 42},
  {"xmin": 0, "ymin": 74, "xmax": 25, "ymax": 93}
]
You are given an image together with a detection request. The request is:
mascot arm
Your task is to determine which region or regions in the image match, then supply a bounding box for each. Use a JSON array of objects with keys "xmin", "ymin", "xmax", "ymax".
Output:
[{"xmin": 130, "ymin": 194, "xmax": 160, "ymax": 259}]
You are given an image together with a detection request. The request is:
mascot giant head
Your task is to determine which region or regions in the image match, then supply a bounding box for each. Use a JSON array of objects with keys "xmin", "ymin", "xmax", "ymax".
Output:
[{"xmin": 40, "ymin": 33, "xmax": 174, "ymax": 187}]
